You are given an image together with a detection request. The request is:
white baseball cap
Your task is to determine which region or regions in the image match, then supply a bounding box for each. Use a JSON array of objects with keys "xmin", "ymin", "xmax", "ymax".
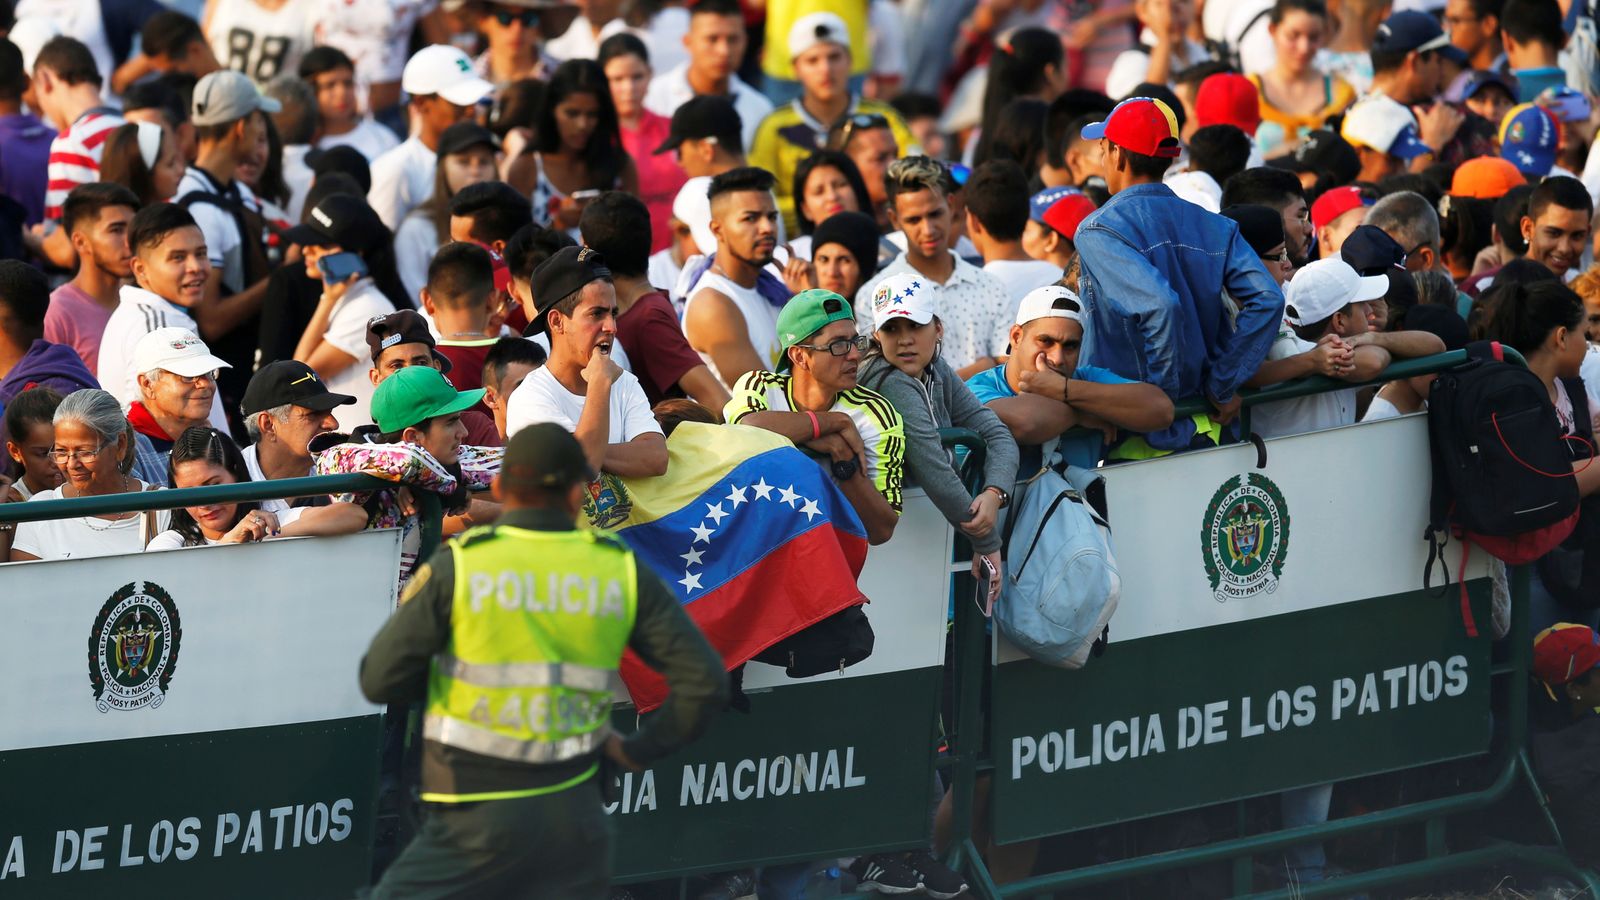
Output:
[
  {"xmin": 1340, "ymin": 96, "xmax": 1432, "ymax": 160},
  {"xmin": 789, "ymin": 12, "xmax": 851, "ymax": 59},
  {"xmin": 672, "ymin": 176, "xmax": 716, "ymax": 257},
  {"xmin": 869, "ymin": 273, "xmax": 937, "ymax": 331},
  {"xmin": 402, "ymin": 45, "xmax": 495, "ymax": 107},
  {"xmin": 134, "ymin": 328, "xmax": 232, "ymax": 378},
  {"xmin": 1015, "ymin": 285, "xmax": 1083, "ymax": 327},
  {"xmin": 1284, "ymin": 258, "xmax": 1387, "ymax": 326}
]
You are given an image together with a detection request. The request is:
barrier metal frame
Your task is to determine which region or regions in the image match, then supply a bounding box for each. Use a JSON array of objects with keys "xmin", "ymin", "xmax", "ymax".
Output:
[{"xmin": 4, "ymin": 348, "xmax": 1597, "ymax": 898}]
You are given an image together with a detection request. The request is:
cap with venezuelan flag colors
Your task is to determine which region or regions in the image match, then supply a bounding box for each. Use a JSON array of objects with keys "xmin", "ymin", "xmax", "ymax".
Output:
[{"xmin": 1080, "ymin": 98, "xmax": 1182, "ymax": 159}]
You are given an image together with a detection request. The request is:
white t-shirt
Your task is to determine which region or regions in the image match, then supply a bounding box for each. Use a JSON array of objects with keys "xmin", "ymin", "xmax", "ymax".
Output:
[
  {"xmin": 982, "ymin": 257, "xmax": 1062, "ymax": 349},
  {"xmin": 319, "ymin": 117, "xmax": 402, "ymax": 162},
  {"xmin": 1104, "ymin": 30, "xmax": 1213, "ymax": 100},
  {"xmin": 649, "ymin": 249, "xmax": 684, "ymax": 306},
  {"xmin": 97, "ymin": 286, "xmax": 230, "ymax": 432},
  {"xmin": 868, "ymin": 0, "xmax": 907, "ymax": 79},
  {"xmin": 367, "ymin": 136, "xmax": 437, "ymax": 229},
  {"xmin": 13, "ymin": 0, "xmax": 116, "ymax": 102},
  {"xmin": 146, "ymin": 505, "xmax": 304, "ymax": 550},
  {"xmin": 1251, "ymin": 326, "xmax": 1358, "ymax": 438},
  {"xmin": 241, "ymin": 442, "xmax": 306, "ymax": 515},
  {"xmin": 320, "ymin": 279, "xmax": 396, "ymax": 432},
  {"xmin": 394, "ymin": 212, "xmax": 438, "ymax": 308},
  {"xmin": 176, "ymin": 167, "xmax": 264, "ymax": 294},
  {"xmin": 282, "ymin": 143, "xmax": 314, "ymax": 223},
  {"xmin": 309, "ymin": 0, "xmax": 436, "ymax": 88},
  {"xmin": 11, "ymin": 484, "xmax": 171, "ymax": 561},
  {"xmin": 643, "ymin": 62, "xmax": 773, "ymax": 152},
  {"xmin": 207, "ymin": 0, "xmax": 317, "ymax": 83},
  {"xmin": 504, "ymin": 366, "xmax": 662, "ymax": 443},
  {"xmin": 545, "ymin": 15, "xmax": 629, "ymax": 61},
  {"xmin": 1165, "ymin": 169, "xmax": 1223, "ymax": 213}
]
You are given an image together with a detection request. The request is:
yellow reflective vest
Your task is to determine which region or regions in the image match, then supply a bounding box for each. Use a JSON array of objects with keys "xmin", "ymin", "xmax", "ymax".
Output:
[{"xmin": 421, "ymin": 526, "xmax": 639, "ymax": 802}]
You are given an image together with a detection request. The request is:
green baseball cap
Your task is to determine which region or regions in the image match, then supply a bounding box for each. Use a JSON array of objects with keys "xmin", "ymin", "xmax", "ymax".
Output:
[
  {"xmin": 372, "ymin": 365, "xmax": 486, "ymax": 433},
  {"xmin": 775, "ymin": 289, "xmax": 854, "ymax": 371}
]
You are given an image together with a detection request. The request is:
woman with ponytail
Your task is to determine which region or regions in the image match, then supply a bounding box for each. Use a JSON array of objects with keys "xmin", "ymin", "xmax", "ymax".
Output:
[
  {"xmin": 146, "ymin": 426, "xmax": 365, "ymax": 550},
  {"xmin": 1483, "ymin": 280, "xmax": 1600, "ymax": 629},
  {"xmin": 970, "ymin": 27, "xmax": 1067, "ymax": 167}
]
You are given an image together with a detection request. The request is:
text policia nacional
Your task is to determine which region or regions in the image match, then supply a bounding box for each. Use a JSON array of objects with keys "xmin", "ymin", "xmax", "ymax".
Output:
[
  {"xmin": 1, "ymin": 799, "xmax": 356, "ymax": 880},
  {"xmin": 1012, "ymin": 656, "xmax": 1471, "ymax": 779}
]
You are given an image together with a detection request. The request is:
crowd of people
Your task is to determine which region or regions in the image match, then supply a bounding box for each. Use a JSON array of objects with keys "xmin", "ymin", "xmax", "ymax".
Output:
[{"xmin": 2, "ymin": 0, "xmax": 1600, "ymax": 893}]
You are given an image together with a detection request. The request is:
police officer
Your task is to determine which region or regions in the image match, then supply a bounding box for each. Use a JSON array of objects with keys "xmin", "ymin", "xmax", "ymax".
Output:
[{"xmin": 360, "ymin": 423, "xmax": 729, "ymax": 898}]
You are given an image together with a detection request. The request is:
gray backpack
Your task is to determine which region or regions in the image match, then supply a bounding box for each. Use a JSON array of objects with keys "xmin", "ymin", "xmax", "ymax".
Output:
[{"xmin": 996, "ymin": 463, "xmax": 1120, "ymax": 668}]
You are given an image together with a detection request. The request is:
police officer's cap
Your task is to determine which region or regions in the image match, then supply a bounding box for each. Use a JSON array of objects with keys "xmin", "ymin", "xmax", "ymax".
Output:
[{"xmin": 502, "ymin": 423, "xmax": 596, "ymax": 491}]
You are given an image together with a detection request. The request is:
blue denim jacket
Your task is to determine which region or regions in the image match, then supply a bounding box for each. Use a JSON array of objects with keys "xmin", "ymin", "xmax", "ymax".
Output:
[{"xmin": 1076, "ymin": 183, "xmax": 1285, "ymax": 451}]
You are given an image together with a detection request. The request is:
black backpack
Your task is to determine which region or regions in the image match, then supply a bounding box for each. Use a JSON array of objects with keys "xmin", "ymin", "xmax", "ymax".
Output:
[
  {"xmin": 1536, "ymin": 377, "xmax": 1600, "ymax": 608},
  {"xmin": 1425, "ymin": 341, "xmax": 1580, "ymax": 633}
]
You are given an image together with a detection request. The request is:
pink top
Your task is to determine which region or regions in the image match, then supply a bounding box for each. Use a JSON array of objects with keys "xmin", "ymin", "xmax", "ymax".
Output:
[
  {"xmin": 45, "ymin": 282, "xmax": 115, "ymax": 378},
  {"xmin": 621, "ymin": 110, "xmax": 688, "ymax": 254}
]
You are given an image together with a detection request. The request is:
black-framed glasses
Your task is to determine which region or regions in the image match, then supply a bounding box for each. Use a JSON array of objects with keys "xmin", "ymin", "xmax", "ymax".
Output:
[
  {"xmin": 797, "ymin": 335, "xmax": 872, "ymax": 357},
  {"xmin": 490, "ymin": 7, "xmax": 540, "ymax": 27},
  {"xmin": 837, "ymin": 112, "xmax": 889, "ymax": 148},
  {"xmin": 1261, "ymin": 249, "xmax": 1290, "ymax": 265}
]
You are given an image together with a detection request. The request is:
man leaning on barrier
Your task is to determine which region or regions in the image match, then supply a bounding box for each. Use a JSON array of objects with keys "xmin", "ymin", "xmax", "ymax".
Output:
[
  {"xmin": 725, "ymin": 288, "xmax": 904, "ymax": 545},
  {"xmin": 239, "ymin": 360, "xmax": 355, "ymax": 516},
  {"xmin": 360, "ymin": 423, "xmax": 728, "ymax": 899}
]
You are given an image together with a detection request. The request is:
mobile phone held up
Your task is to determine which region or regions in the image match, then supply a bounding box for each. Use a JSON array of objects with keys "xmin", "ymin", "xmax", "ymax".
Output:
[{"xmin": 317, "ymin": 252, "xmax": 369, "ymax": 283}]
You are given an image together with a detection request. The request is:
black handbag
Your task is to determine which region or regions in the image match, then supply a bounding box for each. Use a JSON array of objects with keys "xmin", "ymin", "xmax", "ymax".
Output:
[{"xmin": 752, "ymin": 605, "xmax": 875, "ymax": 677}]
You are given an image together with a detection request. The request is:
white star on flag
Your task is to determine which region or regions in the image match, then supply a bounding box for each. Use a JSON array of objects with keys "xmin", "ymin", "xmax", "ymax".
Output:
[
  {"xmin": 751, "ymin": 478, "xmax": 774, "ymax": 500},
  {"xmin": 800, "ymin": 498, "xmax": 821, "ymax": 521},
  {"xmin": 726, "ymin": 485, "xmax": 748, "ymax": 507},
  {"xmin": 705, "ymin": 501, "xmax": 728, "ymax": 524},
  {"xmin": 681, "ymin": 547, "xmax": 705, "ymax": 566},
  {"xmin": 691, "ymin": 523, "xmax": 716, "ymax": 544},
  {"xmin": 678, "ymin": 572, "xmax": 703, "ymax": 593},
  {"xmin": 779, "ymin": 485, "xmax": 801, "ymax": 507}
]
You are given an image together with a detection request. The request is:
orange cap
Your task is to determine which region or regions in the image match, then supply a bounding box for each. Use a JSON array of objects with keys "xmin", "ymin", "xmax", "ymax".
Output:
[{"xmin": 1449, "ymin": 157, "xmax": 1527, "ymax": 200}]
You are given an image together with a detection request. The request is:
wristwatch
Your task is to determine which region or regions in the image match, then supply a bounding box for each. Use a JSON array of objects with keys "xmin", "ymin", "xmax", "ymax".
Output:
[{"xmin": 984, "ymin": 485, "xmax": 1010, "ymax": 508}]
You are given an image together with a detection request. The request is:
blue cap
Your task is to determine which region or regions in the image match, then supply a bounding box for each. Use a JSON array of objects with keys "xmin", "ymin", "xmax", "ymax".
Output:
[
  {"xmin": 1445, "ymin": 69, "xmax": 1520, "ymax": 104},
  {"xmin": 1499, "ymin": 103, "xmax": 1559, "ymax": 177},
  {"xmin": 1371, "ymin": 11, "xmax": 1453, "ymax": 55},
  {"xmin": 1029, "ymin": 186, "xmax": 1075, "ymax": 224},
  {"xmin": 1340, "ymin": 225, "xmax": 1406, "ymax": 276}
]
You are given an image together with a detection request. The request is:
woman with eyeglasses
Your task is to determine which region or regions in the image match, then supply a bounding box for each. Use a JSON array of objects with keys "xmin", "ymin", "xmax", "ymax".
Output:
[
  {"xmin": 146, "ymin": 427, "xmax": 366, "ymax": 550},
  {"xmin": 1222, "ymin": 204, "xmax": 1296, "ymax": 286},
  {"xmin": 789, "ymin": 150, "xmax": 873, "ymax": 261},
  {"xmin": 600, "ymin": 33, "xmax": 686, "ymax": 254},
  {"xmin": 9, "ymin": 390, "xmax": 171, "ymax": 562},
  {"xmin": 507, "ymin": 59, "xmax": 639, "ymax": 237}
]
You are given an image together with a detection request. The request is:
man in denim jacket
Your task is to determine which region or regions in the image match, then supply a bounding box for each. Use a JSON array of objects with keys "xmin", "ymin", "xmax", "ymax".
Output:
[{"xmin": 1074, "ymin": 97, "xmax": 1285, "ymax": 458}]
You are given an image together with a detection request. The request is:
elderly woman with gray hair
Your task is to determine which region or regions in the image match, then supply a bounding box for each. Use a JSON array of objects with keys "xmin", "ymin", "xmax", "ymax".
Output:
[{"xmin": 9, "ymin": 390, "xmax": 169, "ymax": 562}]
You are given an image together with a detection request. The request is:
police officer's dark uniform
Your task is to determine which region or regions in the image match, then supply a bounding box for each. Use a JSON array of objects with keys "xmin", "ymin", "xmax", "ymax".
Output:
[{"xmin": 360, "ymin": 423, "xmax": 728, "ymax": 899}]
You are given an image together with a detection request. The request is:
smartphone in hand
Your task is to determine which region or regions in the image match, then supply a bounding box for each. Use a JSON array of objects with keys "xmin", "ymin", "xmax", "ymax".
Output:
[{"xmin": 317, "ymin": 252, "xmax": 369, "ymax": 283}]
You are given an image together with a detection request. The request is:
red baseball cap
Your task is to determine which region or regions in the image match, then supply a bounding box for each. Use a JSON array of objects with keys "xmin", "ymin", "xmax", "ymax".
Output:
[
  {"xmin": 473, "ymin": 241, "xmax": 513, "ymax": 295},
  {"xmin": 1310, "ymin": 185, "xmax": 1372, "ymax": 233},
  {"xmin": 1195, "ymin": 73, "xmax": 1262, "ymax": 136},
  {"xmin": 1533, "ymin": 623, "xmax": 1600, "ymax": 688},
  {"xmin": 1041, "ymin": 193, "xmax": 1098, "ymax": 241},
  {"xmin": 1081, "ymin": 97, "xmax": 1182, "ymax": 159}
]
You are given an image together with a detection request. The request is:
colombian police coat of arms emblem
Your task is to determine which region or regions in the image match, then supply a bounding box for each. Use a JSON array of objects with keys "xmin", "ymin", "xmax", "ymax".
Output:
[
  {"xmin": 1202, "ymin": 473, "xmax": 1291, "ymax": 602},
  {"xmin": 88, "ymin": 581, "xmax": 182, "ymax": 712}
]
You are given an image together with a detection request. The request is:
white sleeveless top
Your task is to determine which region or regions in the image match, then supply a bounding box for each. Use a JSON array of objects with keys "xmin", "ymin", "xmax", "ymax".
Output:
[
  {"xmin": 683, "ymin": 267, "xmax": 782, "ymax": 385},
  {"xmin": 208, "ymin": 0, "xmax": 317, "ymax": 83}
]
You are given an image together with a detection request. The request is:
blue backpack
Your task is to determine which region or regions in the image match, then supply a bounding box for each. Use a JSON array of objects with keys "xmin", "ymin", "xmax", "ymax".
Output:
[{"xmin": 995, "ymin": 463, "xmax": 1119, "ymax": 668}]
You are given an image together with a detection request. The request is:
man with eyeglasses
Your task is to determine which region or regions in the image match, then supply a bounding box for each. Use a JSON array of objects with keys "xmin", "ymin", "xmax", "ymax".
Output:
[
  {"xmin": 126, "ymin": 327, "xmax": 232, "ymax": 476},
  {"xmin": 748, "ymin": 12, "xmax": 915, "ymax": 234},
  {"xmin": 366, "ymin": 45, "xmax": 494, "ymax": 229},
  {"xmin": 725, "ymin": 288, "xmax": 902, "ymax": 546}
]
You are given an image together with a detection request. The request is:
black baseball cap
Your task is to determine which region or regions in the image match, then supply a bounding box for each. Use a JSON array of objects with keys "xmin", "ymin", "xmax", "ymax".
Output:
[
  {"xmin": 366, "ymin": 309, "xmax": 453, "ymax": 372},
  {"xmin": 305, "ymin": 144, "xmax": 372, "ymax": 193},
  {"xmin": 654, "ymin": 95, "xmax": 743, "ymax": 155},
  {"xmin": 501, "ymin": 422, "xmax": 596, "ymax": 492},
  {"xmin": 528, "ymin": 246, "xmax": 612, "ymax": 335},
  {"xmin": 437, "ymin": 121, "xmax": 500, "ymax": 158},
  {"xmin": 283, "ymin": 193, "xmax": 387, "ymax": 253},
  {"xmin": 1340, "ymin": 224, "xmax": 1406, "ymax": 275},
  {"xmin": 240, "ymin": 360, "xmax": 356, "ymax": 416},
  {"xmin": 1271, "ymin": 129, "xmax": 1360, "ymax": 187}
]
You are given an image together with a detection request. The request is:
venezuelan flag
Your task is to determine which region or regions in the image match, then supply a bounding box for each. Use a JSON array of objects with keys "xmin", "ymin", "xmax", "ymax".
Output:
[{"xmin": 616, "ymin": 422, "xmax": 869, "ymax": 711}]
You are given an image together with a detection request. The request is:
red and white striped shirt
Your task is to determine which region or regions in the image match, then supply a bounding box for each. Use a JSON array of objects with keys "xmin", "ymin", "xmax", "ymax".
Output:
[{"xmin": 44, "ymin": 109, "xmax": 124, "ymax": 221}]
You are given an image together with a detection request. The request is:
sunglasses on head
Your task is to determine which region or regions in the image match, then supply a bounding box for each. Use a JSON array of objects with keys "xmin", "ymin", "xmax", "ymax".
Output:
[
  {"xmin": 837, "ymin": 112, "xmax": 890, "ymax": 147},
  {"xmin": 490, "ymin": 7, "xmax": 540, "ymax": 27}
]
